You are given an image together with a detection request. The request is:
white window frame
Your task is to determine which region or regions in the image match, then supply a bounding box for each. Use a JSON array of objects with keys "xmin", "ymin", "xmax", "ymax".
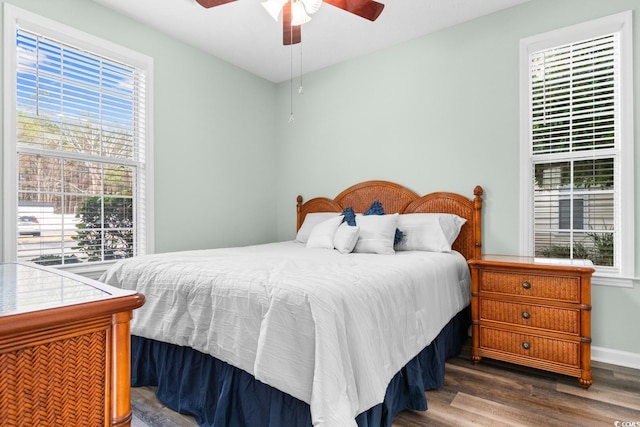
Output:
[
  {"xmin": 519, "ymin": 11, "xmax": 635, "ymax": 288},
  {"xmin": 2, "ymin": 4, "xmax": 154, "ymax": 278}
]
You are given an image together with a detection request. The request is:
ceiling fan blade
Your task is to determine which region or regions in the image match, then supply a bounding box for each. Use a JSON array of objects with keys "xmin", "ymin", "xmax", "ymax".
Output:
[
  {"xmin": 195, "ymin": 0, "xmax": 237, "ymax": 8},
  {"xmin": 283, "ymin": 1, "xmax": 302, "ymax": 45},
  {"xmin": 322, "ymin": 0, "xmax": 384, "ymax": 21}
]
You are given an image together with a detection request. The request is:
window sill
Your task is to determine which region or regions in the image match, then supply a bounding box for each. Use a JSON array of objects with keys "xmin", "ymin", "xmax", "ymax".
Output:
[
  {"xmin": 53, "ymin": 261, "xmax": 116, "ymax": 281},
  {"xmin": 592, "ymin": 273, "xmax": 637, "ymax": 288}
]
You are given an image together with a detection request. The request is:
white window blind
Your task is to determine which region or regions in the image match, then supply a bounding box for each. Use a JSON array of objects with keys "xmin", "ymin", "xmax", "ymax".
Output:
[
  {"xmin": 530, "ymin": 35, "xmax": 616, "ymax": 155},
  {"xmin": 520, "ymin": 11, "xmax": 635, "ymax": 286},
  {"xmin": 13, "ymin": 27, "xmax": 148, "ymax": 266},
  {"xmin": 530, "ymin": 33, "xmax": 617, "ymax": 269}
]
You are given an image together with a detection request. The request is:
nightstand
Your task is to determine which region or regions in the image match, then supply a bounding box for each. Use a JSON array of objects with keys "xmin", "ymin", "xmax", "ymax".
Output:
[{"xmin": 468, "ymin": 255, "xmax": 594, "ymax": 388}]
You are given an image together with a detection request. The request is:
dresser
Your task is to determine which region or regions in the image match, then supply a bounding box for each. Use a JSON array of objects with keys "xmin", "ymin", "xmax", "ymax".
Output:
[
  {"xmin": 468, "ymin": 255, "xmax": 594, "ymax": 388},
  {"xmin": 0, "ymin": 262, "xmax": 145, "ymax": 426}
]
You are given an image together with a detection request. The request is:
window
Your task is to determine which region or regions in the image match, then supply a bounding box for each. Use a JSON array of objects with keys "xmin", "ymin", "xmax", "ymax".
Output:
[
  {"xmin": 519, "ymin": 11, "xmax": 634, "ymax": 287},
  {"xmin": 559, "ymin": 195, "xmax": 584, "ymax": 231},
  {"xmin": 3, "ymin": 5, "xmax": 154, "ymax": 277}
]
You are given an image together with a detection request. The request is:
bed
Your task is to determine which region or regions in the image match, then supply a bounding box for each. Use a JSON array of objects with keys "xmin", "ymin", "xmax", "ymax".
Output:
[{"xmin": 100, "ymin": 180, "xmax": 484, "ymax": 427}]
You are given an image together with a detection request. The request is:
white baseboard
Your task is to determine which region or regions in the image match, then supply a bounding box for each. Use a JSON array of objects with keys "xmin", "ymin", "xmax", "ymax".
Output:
[{"xmin": 591, "ymin": 346, "xmax": 640, "ymax": 370}]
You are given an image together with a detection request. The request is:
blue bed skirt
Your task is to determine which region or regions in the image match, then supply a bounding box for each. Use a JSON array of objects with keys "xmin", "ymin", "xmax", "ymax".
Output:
[{"xmin": 131, "ymin": 307, "xmax": 470, "ymax": 427}]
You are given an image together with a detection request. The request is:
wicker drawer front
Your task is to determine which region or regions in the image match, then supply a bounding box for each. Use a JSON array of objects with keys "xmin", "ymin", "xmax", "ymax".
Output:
[
  {"xmin": 0, "ymin": 331, "xmax": 107, "ymax": 427},
  {"xmin": 480, "ymin": 299, "xmax": 580, "ymax": 334},
  {"xmin": 479, "ymin": 270, "xmax": 580, "ymax": 302},
  {"xmin": 480, "ymin": 327, "xmax": 580, "ymax": 367}
]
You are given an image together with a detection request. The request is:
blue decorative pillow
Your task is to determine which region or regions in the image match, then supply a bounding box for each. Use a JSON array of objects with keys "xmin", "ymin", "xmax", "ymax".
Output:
[
  {"xmin": 364, "ymin": 200, "xmax": 404, "ymax": 245},
  {"xmin": 364, "ymin": 200, "xmax": 384, "ymax": 216},
  {"xmin": 394, "ymin": 228, "xmax": 405, "ymax": 246},
  {"xmin": 342, "ymin": 207, "xmax": 356, "ymax": 226}
]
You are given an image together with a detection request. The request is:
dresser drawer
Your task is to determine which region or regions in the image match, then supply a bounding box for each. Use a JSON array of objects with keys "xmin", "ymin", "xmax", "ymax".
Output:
[
  {"xmin": 479, "ymin": 270, "xmax": 580, "ymax": 302},
  {"xmin": 479, "ymin": 326, "xmax": 580, "ymax": 368},
  {"xmin": 479, "ymin": 299, "xmax": 580, "ymax": 334}
]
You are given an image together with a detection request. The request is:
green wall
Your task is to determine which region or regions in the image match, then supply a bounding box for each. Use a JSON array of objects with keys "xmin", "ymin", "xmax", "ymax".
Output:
[
  {"xmin": 1, "ymin": 0, "xmax": 278, "ymax": 253},
  {"xmin": 274, "ymin": 0, "xmax": 640, "ymax": 357}
]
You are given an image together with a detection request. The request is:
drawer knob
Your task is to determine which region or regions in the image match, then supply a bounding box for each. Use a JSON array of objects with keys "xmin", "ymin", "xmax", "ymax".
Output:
[
  {"xmin": 522, "ymin": 281, "xmax": 531, "ymax": 289},
  {"xmin": 522, "ymin": 341, "xmax": 531, "ymax": 350},
  {"xmin": 522, "ymin": 311, "xmax": 531, "ymax": 319}
]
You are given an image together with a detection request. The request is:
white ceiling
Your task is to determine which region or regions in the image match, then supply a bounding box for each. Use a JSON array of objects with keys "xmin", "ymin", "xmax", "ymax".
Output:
[{"xmin": 93, "ymin": 0, "xmax": 530, "ymax": 83}]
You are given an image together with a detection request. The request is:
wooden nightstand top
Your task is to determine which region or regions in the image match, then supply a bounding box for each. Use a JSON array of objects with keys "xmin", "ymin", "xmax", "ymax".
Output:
[{"xmin": 469, "ymin": 254, "xmax": 595, "ymax": 272}]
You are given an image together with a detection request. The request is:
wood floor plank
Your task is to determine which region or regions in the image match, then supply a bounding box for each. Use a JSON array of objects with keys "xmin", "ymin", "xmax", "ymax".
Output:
[
  {"xmin": 449, "ymin": 392, "xmax": 578, "ymax": 427},
  {"xmin": 556, "ymin": 381, "xmax": 640, "ymax": 412},
  {"xmin": 393, "ymin": 396, "xmax": 516, "ymax": 427},
  {"xmin": 131, "ymin": 386, "xmax": 198, "ymax": 427},
  {"xmin": 591, "ymin": 362, "xmax": 640, "ymax": 393},
  {"xmin": 442, "ymin": 362, "xmax": 537, "ymax": 392}
]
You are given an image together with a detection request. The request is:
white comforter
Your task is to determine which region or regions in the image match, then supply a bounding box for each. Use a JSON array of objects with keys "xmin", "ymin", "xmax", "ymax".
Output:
[{"xmin": 100, "ymin": 241, "xmax": 470, "ymax": 427}]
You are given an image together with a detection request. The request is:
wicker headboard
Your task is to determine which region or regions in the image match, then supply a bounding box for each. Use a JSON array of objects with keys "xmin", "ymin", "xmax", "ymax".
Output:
[{"xmin": 296, "ymin": 180, "xmax": 483, "ymax": 260}]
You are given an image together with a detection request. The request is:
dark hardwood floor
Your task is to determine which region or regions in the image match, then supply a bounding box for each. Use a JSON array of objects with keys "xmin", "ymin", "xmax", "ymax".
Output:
[
  {"xmin": 131, "ymin": 340, "xmax": 640, "ymax": 427},
  {"xmin": 393, "ymin": 341, "xmax": 640, "ymax": 426}
]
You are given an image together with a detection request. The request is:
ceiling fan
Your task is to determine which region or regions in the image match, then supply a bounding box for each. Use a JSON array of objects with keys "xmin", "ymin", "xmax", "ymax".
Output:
[{"xmin": 195, "ymin": 0, "xmax": 385, "ymax": 45}]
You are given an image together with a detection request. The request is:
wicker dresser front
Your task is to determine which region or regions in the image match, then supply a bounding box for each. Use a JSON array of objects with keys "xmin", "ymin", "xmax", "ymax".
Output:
[
  {"xmin": 0, "ymin": 322, "xmax": 109, "ymax": 426},
  {"xmin": 0, "ymin": 263, "xmax": 145, "ymax": 427},
  {"xmin": 468, "ymin": 255, "xmax": 594, "ymax": 389}
]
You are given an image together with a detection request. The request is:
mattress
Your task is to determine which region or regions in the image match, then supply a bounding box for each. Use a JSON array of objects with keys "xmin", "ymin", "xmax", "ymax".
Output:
[{"xmin": 101, "ymin": 241, "xmax": 470, "ymax": 427}]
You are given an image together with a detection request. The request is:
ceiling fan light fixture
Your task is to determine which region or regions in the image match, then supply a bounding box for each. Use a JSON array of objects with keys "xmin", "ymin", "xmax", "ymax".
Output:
[
  {"xmin": 301, "ymin": 0, "xmax": 322, "ymax": 15},
  {"xmin": 291, "ymin": 1, "xmax": 312, "ymax": 26},
  {"xmin": 261, "ymin": 0, "xmax": 287, "ymax": 21}
]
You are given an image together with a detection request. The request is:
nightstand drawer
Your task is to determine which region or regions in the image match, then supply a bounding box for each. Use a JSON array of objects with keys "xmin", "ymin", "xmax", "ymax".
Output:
[
  {"xmin": 479, "ymin": 327, "xmax": 580, "ymax": 367},
  {"xmin": 480, "ymin": 299, "xmax": 580, "ymax": 334},
  {"xmin": 479, "ymin": 270, "xmax": 580, "ymax": 302}
]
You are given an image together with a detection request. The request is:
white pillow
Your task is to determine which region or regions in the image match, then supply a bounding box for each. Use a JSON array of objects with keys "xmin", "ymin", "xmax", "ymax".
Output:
[
  {"xmin": 295, "ymin": 212, "xmax": 341, "ymax": 243},
  {"xmin": 333, "ymin": 223, "xmax": 360, "ymax": 254},
  {"xmin": 395, "ymin": 213, "xmax": 466, "ymax": 252},
  {"xmin": 306, "ymin": 215, "xmax": 344, "ymax": 249},
  {"xmin": 439, "ymin": 214, "xmax": 467, "ymax": 245},
  {"xmin": 353, "ymin": 213, "xmax": 399, "ymax": 255}
]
